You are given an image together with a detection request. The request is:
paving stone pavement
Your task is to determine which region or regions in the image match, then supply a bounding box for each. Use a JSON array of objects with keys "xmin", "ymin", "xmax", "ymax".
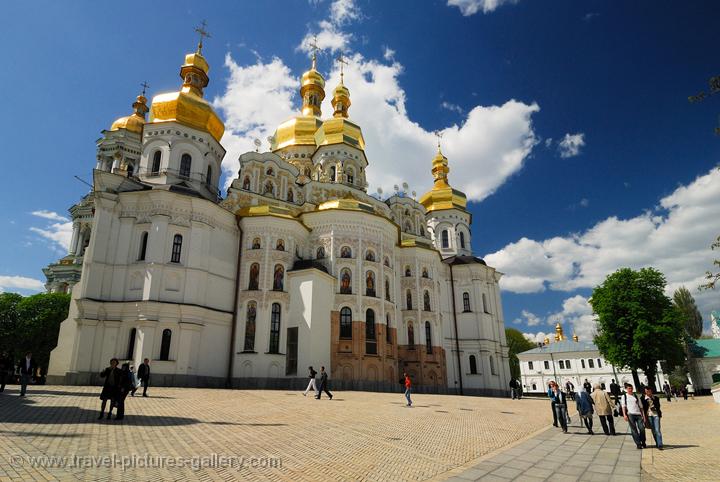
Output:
[
  {"xmin": 0, "ymin": 385, "xmax": 552, "ymax": 481},
  {"xmin": 442, "ymin": 395, "xmax": 720, "ymax": 482}
]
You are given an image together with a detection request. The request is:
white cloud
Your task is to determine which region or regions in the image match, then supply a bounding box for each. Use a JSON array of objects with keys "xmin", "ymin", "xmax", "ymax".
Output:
[
  {"xmin": 214, "ymin": 1, "xmax": 540, "ymax": 200},
  {"xmin": 546, "ymin": 295, "xmax": 597, "ymax": 340},
  {"xmin": 0, "ymin": 275, "xmax": 45, "ymax": 293},
  {"xmin": 441, "ymin": 101, "xmax": 464, "ymax": 114},
  {"xmin": 519, "ymin": 309, "xmax": 541, "ymax": 326},
  {"xmin": 486, "ymin": 167, "xmax": 720, "ymax": 322},
  {"xmin": 382, "ymin": 46, "xmax": 395, "ymax": 61},
  {"xmin": 299, "ymin": 0, "xmax": 360, "ymax": 54},
  {"xmin": 523, "ymin": 331, "xmax": 547, "ymax": 344},
  {"xmin": 29, "ymin": 210, "xmax": 73, "ymax": 253},
  {"xmin": 557, "ymin": 132, "xmax": 585, "ymax": 158},
  {"xmin": 330, "ymin": 0, "xmax": 361, "ymax": 24},
  {"xmin": 447, "ymin": 0, "xmax": 519, "ymax": 16},
  {"xmin": 31, "ymin": 210, "xmax": 68, "ymax": 222}
]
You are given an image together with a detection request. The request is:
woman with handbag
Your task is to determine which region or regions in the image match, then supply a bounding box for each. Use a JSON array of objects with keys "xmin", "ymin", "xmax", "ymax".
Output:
[{"xmin": 591, "ymin": 383, "xmax": 616, "ymax": 435}]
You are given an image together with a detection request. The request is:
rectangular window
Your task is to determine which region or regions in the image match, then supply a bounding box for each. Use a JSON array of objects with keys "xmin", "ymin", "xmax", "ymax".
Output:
[
  {"xmin": 170, "ymin": 234, "xmax": 182, "ymax": 263},
  {"xmin": 565, "ymin": 360, "xmax": 571, "ymax": 369},
  {"xmin": 544, "ymin": 360, "xmax": 549, "ymax": 370},
  {"xmin": 528, "ymin": 361, "xmax": 534, "ymax": 370},
  {"xmin": 269, "ymin": 303, "xmax": 281, "ymax": 354},
  {"xmin": 559, "ymin": 360, "xmax": 565, "ymax": 369},
  {"xmin": 588, "ymin": 359, "xmax": 594, "ymax": 369}
]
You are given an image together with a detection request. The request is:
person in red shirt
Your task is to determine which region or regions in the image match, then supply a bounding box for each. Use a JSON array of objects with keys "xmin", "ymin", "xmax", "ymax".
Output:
[{"xmin": 404, "ymin": 372, "xmax": 412, "ymax": 407}]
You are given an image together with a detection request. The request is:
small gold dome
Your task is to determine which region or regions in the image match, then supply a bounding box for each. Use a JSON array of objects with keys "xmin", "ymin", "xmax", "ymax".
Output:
[
  {"xmin": 333, "ymin": 83, "xmax": 350, "ymax": 98},
  {"xmin": 419, "ymin": 148, "xmax": 468, "ymax": 213},
  {"xmin": 110, "ymin": 95, "xmax": 148, "ymax": 134},
  {"xmin": 183, "ymin": 52, "xmax": 209, "ymax": 75},
  {"xmin": 302, "ymin": 68, "xmax": 325, "ymax": 89},
  {"xmin": 271, "ymin": 116, "xmax": 323, "ymax": 151},
  {"xmin": 314, "ymin": 117, "xmax": 365, "ymax": 150}
]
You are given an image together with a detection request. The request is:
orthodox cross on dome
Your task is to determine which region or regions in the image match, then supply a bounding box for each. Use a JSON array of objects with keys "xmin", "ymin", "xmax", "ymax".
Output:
[
  {"xmin": 140, "ymin": 81, "xmax": 150, "ymax": 97},
  {"xmin": 434, "ymin": 130, "xmax": 443, "ymax": 151},
  {"xmin": 308, "ymin": 34, "xmax": 320, "ymax": 68},
  {"xmin": 194, "ymin": 20, "xmax": 211, "ymax": 53},
  {"xmin": 336, "ymin": 52, "xmax": 349, "ymax": 83}
]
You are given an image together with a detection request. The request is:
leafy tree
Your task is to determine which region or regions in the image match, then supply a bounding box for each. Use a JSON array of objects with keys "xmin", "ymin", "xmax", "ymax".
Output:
[
  {"xmin": 673, "ymin": 286, "xmax": 703, "ymax": 339},
  {"xmin": 700, "ymin": 235, "xmax": 720, "ymax": 291},
  {"xmin": 15, "ymin": 292, "xmax": 71, "ymax": 374},
  {"xmin": 668, "ymin": 365, "xmax": 689, "ymax": 389},
  {"xmin": 0, "ymin": 292, "xmax": 23, "ymax": 359},
  {"xmin": 590, "ymin": 267, "xmax": 685, "ymax": 389},
  {"xmin": 505, "ymin": 327, "xmax": 536, "ymax": 380}
]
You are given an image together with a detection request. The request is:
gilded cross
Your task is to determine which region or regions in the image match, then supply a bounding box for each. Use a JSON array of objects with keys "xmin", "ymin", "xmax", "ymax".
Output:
[
  {"xmin": 194, "ymin": 20, "xmax": 211, "ymax": 52},
  {"xmin": 336, "ymin": 52, "xmax": 349, "ymax": 82},
  {"xmin": 140, "ymin": 81, "xmax": 150, "ymax": 97},
  {"xmin": 434, "ymin": 130, "xmax": 443, "ymax": 150},
  {"xmin": 308, "ymin": 34, "xmax": 320, "ymax": 67}
]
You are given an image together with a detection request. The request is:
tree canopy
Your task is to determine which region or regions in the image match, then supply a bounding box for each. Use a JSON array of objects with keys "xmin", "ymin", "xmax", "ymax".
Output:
[
  {"xmin": 505, "ymin": 327, "xmax": 536, "ymax": 380},
  {"xmin": 673, "ymin": 286, "xmax": 703, "ymax": 339},
  {"xmin": 590, "ymin": 267, "xmax": 685, "ymax": 389}
]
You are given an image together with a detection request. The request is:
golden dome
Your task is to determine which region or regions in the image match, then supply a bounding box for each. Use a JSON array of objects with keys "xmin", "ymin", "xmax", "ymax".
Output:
[
  {"xmin": 317, "ymin": 193, "xmax": 375, "ymax": 214},
  {"xmin": 419, "ymin": 148, "xmax": 468, "ymax": 213},
  {"xmin": 149, "ymin": 48, "xmax": 224, "ymax": 142},
  {"xmin": 314, "ymin": 117, "xmax": 365, "ymax": 150},
  {"xmin": 271, "ymin": 116, "xmax": 323, "ymax": 150},
  {"xmin": 554, "ymin": 322, "xmax": 565, "ymax": 341},
  {"xmin": 110, "ymin": 95, "xmax": 148, "ymax": 134},
  {"xmin": 573, "ymin": 333, "xmax": 579, "ymax": 342},
  {"xmin": 302, "ymin": 68, "xmax": 325, "ymax": 89}
]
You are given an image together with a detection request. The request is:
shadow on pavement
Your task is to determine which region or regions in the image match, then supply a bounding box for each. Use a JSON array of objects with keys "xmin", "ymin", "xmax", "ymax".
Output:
[{"xmin": 1, "ymin": 404, "xmax": 200, "ymax": 426}]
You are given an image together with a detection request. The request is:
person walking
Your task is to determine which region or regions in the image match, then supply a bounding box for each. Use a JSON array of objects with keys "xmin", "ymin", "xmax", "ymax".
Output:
[
  {"xmin": 509, "ymin": 378, "xmax": 519, "ymax": 399},
  {"xmin": 662, "ymin": 382, "xmax": 671, "ymax": 402},
  {"xmin": 681, "ymin": 386, "xmax": 688, "ymax": 400},
  {"xmin": 316, "ymin": 366, "xmax": 332, "ymax": 400},
  {"xmin": 303, "ymin": 366, "xmax": 318, "ymax": 397},
  {"xmin": 19, "ymin": 352, "xmax": 36, "ymax": 397},
  {"xmin": 591, "ymin": 383, "xmax": 616, "ymax": 435},
  {"xmin": 403, "ymin": 372, "xmax": 412, "ymax": 407},
  {"xmin": 609, "ymin": 379, "xmax": 620, "ymax": 405},
  {"xmin": 565, "ymin": 380, "xmax": 575, "ymax": 401},
  {"xmin": 547, "ymin": 381, "xmax": 559, "ymax": 427},
  {"xmin": 0, "ymin": 351, "xmax": 11, "ymax": 392},
  {"xmin": 98, "ymin": 358, "xmax": 122, "ymax": 420},
  {"xmin": 583, "ymin": 378, "xmax": 592, "ymax": 394},
  {"xmin": 550, "ymin": 382, "xmax": 569, "ymax": 433},
  {"xmin": 621, "ymin": 383, "xmax": 647, "ymax": 449},
  {"xmin": 642, "ymin": 386, "xmax": 663, "ymax": 450},
  {"xmin": 576, "ymin": 388, "xmax": 594, "ymax": 434},
  {"xmin": 129, "ymin": 365, "xmax": 139, "ymax": 396},
  {"xmin": 115, "ymin": 363, "xmax": 133, "ymax": 420},
  {"xmin": 137, "ymin": 358, "xmax": 150, "ymax": 397}
]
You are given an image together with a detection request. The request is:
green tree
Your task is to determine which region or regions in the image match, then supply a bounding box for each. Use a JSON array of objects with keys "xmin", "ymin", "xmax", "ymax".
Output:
[
  {"xmin": 700, "ymin": 234, "xmax": 720, "ymax": 291},
  {"xmin": 590, "ymin": 267, "xmax": 685, "ymax": 389},
  {"xmin": 15, "ymin": 292, "xmax": 71, "ymax": 374},
  {"xmin": 505, "ymin": 327, "xmax": 536, "ymax": 380},
  {"xmin": 673, "ymin": 286, "xmax": 703, "ymax": 339},
  {"xmin": 668, "ymin": 365, "xmax": 689, "ymax": 389},
  {"xmin": 0, "ymin": 292, "xmax": 23, "ymax": 359}
]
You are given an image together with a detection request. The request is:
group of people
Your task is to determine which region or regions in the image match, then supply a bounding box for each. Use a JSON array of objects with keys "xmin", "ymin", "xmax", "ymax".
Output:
[
  {"xmin": 97, "ymin": 357, "xmax": 151, "ymax": 421},
  {"xmin": 509, "ymin": 378, "xmax": 522, "ymax": 399},
  {"xmin": 547, "ymin": 379, "xmax": 665, "ymax": 450},
  {"xmin": 302, "ymin": 366, "xmax": 333, "ymax": 400},
  {"xmin": 662, "ymin": 381, "xmax": 692, "ymax": 401},
  {"xmin": 0, "ymin": 351, "xmax": 38, "ymax": 396}
]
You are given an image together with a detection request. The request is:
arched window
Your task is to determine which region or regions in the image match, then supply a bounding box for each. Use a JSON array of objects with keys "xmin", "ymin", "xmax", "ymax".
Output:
[
  {"xmin": 269, "ymin": 303, "xmax": 281, "ymax": 353},
  {"xmin": 407, "ymin": 323, "xmax": 415, "ymax": 347},
  {"xmin": 340, "ymin": 269, "xmax": 352, "ymax": 294},
  {"xmin": 248, "ymin": 263, "xmax": 260, "ymax": 290},
  {"xmin": 406, "ymin": 290, "xmax": 413, "ymax": 310},
  {"xmin": 243, "ymin": 301, "xmax": 257, "ymax": 351},
  {"xmin": 151, "ymin": 150, "xmax": 162, "ymax": 174},
  {"xmin": 340, "ymin": 246, "xmax": 352, "ymax": 258},
  {"xmin": 385, "ymin": 277, "xmax": 391, "ymax": 301},
  {"xmin": 422, "ymin": 268, "xmax": 429, "ymax": 278},
  {"xmin": 330, "ymin": 165, "xmax": 336, "ymax": 182},
  {"xmin": 441, "ymin": 229, "xmax": 449, "ymax": 249},
  {"xmin": 252, "ymin": 238, "xmax": 261, "ymax": 249},
  {"xmin": 469, "ymin": 355, "xmax": 477, "ymax": 374},
  {"xmin": 242, "ymin": 176, "xmax": 251, "ymax": 190},
  {"xmin": 386, "ymin": 314, "xmax": 392, "ymax": 344},
  {"xmin": 365, "ymin": 250, "xmax": 375, "ymax": 262},
  {"xmin": 179, "ymin": 153, "xmax": 192, "ymax": 178},
  {"xmin": 160, "ymin": 329, "xmax": 172, "ymax": 361},
  {"xmin": 425, "ymin": 321, "xmax": 432, "ymax": 354},
  {"xmin": 459, "ymin": 231, "xmax": 466, "ymax": 249},
  {"xmin": 276, "ymin": 239, "xmax": 285, "ymax": 251},
  {"xmin": 126, "ymin": 328, "xmax": 136, "ymax": 360},
  {"xmin": 490, "ymin": 355, "xmax": 497, "ymax": 375},
  {"xmin": 266, "ymin": 167, "xmax": 274, "ymax": 176},
  {"xmin": 366, "ymin": 309, "xmax": 376, "ymax": 354},
  {"xmin": 482, "ymin": 293, "xmax": 490, "ymax": 313},
  {"xmin": 346, "ymin": 167, "xmax": 354, "ymax": 184},
  {"xmin": 138, "ymin": 231, "xmax": 148, "ymax": 261},
  {"xmin": 423, "ymin": 291, "xmax": 431, "ymax": 311},
  {"xmin": 365, "ymin": 271, "xmax": 376, "ymax": 297},
  {"xmin": 273, "ymin": 264, "xmax": 284, "ymax": 291},
  {"xmin": 463, "ymin": 292, "xmax": 471, "ymax": 312},
  {"xmin": 404, "ymin": 266, "xmax": 411, "ymax": 277},
  {"xmin": 316, "ymin": 246, "xmax": 325, "ymax": 259},
  {"xmin": 384, "ymin": 257, "xmax": 390, "ymax": 267},
  {"xmin": 340, "ymin": 307, "xmax": 352, "ymax": 339},
  {"xmin": 171, "ymin": 234, "xmax": 182, "ymax": 263},
  {"xmin": 127, "ymin": 164, "xmax": 135, "ymax": 177},
  {"xmin": 287, "ymin": 189, "xmax": 294, "ymax": 202}
]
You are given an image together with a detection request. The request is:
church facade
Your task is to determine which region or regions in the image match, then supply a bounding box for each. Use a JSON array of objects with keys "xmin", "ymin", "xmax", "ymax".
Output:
[{"xmin": 46, "ymin": 38, "xmax": 511, "ymax": 396}]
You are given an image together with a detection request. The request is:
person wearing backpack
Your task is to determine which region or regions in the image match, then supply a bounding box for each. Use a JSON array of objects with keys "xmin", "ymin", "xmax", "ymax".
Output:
[
  {"xmin": 303, "ymin": 366, "xmax": 318, "ymax": 397},
  {"xmin": 621, "ymin": 383, "xmax": 647, "ymax": 449},
  {"xmin": 642, "ymin": 386, "xmax": 664, "ymax": 450}
]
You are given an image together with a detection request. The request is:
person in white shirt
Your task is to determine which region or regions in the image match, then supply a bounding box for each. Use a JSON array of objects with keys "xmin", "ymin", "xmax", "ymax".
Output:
[{"xmin": 621, "ymin": 383, "xmax": 647, "ymax": 449}]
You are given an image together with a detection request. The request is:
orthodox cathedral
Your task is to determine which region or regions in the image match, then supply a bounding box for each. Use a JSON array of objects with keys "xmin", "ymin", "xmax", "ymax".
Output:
[{"xmin": 46, "ymin": 35, "xmax": 511, "ymax": 395}]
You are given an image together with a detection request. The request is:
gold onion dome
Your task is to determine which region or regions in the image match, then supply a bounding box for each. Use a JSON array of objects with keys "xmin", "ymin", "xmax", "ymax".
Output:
[
  {"xmin": 314, "ymin": 76, "xmax": 365, "ymax": 150},
  {"xmin": 419, "ymin": 147, "xmax": 468, "ymax": 212},
  {"xmin": 110, "ymin": 95, "xmax": 148, "ymax": 134},
  {"xmin": 149, "ymin": 44, "xmax": 224, "ymax": 143}
]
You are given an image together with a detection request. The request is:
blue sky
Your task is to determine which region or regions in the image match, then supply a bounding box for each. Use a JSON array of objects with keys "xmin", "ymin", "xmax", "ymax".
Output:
[{"xmin": 1, "ymin": 0, "xmax": 718, "ymax": 340}]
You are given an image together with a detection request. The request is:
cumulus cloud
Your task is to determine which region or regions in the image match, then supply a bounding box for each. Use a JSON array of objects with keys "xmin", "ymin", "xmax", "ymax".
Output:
[
  {"xmin": 299, "ymin": 0, "xmax": 361, "ymax": 54},
  {"xmin": 514, "ymin": 309, "xmax": 541, "ymax": 327},
  {"xmin": 29, "ymin": 210, "xmax": 73, "ymax": 253},
  {"xmin": 486, "ymin": 167, "xmax": 720, "ymax": 321},
  {"xmin": 557, "ymin": 132, "xmax": 585, "ymax": 158},
  {"xmin": 214, "ymin": 1, "xmax": 540, "ymax": 199},
  {"xmin": 0, "ymin": 275, "xmax": 45, "ymax": 293},
  {"xmin": 523, "ymin": 331, "xmax": 547, "ymax": 344},
  {"xmin": 441, "ymin": 101, "xmax": 464, "ymax": 114},
  {"xmin": 447, "ymin": 0, "xmax": 519, "ymax": 16},
  {"xmin": 547, "ymin": 295, "xmax": 597, "ymax": 340}
]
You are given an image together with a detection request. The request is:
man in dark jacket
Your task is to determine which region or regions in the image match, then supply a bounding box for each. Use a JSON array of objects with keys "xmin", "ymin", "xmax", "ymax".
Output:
[
  {"xmin": 576, "ymin": 389, "xmax": 594, "ymax": 434},
  {"xmin": 609, "ymin": 379, "xmax": 621, "ymax": 405},
  {"xmin": 583, "ymin": 379, "xmax": 592, "ymax": 394},
  {"xmin": 19, "ymin": 352, "xmax": 36, "ymax": 396},
  {"xmin": 642, "ymin": 386, "xmax": 664, "ymax": 449},
  {"xmin": 316, "ymin": 366, "xmax": 332, "ymax": 400},
  {"xmin": 115, "ymin": 363, "xmax": 134, "ymax": 420},
  {"xmin": 137, "ymin": 358, "xmax": 150, "ymax": 397}
]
